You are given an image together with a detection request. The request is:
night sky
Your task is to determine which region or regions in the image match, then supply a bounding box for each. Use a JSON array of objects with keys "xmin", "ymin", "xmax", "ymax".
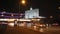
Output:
[{"xmin": 0, "ymin": 0, "xmax": 60, "ymax": 17}]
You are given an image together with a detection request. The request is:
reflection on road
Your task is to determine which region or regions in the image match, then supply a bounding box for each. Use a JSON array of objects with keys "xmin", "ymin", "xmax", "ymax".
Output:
[{"xmin": 0, "ymin": 22, "xmax": 60, "ymax": 34}]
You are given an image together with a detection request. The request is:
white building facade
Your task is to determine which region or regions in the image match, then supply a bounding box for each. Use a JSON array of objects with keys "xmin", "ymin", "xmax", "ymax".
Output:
[{"xmin": 25, "ymin": 9, "xmax": 39, "ymax": 18}]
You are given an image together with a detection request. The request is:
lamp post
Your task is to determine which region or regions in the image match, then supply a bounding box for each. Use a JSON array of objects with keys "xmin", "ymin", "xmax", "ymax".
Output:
[
  {"xmin": 19, "ymin": 0, "xmax": 26, "ymax": 18},
  {"xmin": 19, "ymin": 0, "xmax": 26, "ymax": 11}
]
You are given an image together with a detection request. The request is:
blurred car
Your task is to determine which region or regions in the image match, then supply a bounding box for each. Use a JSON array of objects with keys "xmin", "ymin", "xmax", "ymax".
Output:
[
  {"xmin": 34, "ymin": 23, "xmax": 46, "ymax": 28},
  {"xmin": 52, "ymin": 23, "xmax": 59, "ymax": 26}
]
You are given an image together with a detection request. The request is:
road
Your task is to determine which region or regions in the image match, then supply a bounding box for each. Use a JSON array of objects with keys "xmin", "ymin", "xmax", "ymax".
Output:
[
  {"xmin": 4, "ymin": 26, "xmax": 44, "ymax": 34},
  {"xmin": 0, "ymin": 25, "xmax": 60, "ymax": 34}
]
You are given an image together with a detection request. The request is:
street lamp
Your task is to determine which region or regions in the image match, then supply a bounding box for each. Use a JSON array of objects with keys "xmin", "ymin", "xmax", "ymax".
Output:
[
  {"xmin": 18, "ymin": 0, "xmax": 26, "ymax": 18},
  {"xmin": 21, "ymin": 0, "xmax": 26, "ymax": 5},
  {"xmin": 19, "ymin": 0, "xmax": 26, "ymax": 11}
]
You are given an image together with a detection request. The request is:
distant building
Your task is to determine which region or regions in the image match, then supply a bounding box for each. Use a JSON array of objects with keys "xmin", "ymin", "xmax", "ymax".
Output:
[
  {"xmin": 0, "ymin": 12, "xmax": 24, "ymax": 18},
  {"xmin": 25, "ymin": 9, "xmax": 46, "ymax": 18},
  {"xmin": 25, "ymin": 9, "xmax": 39, "ymax": 18}
]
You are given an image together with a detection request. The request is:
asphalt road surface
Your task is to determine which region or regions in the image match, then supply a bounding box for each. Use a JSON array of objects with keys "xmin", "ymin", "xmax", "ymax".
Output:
[
  {"xmin": 3, "ymin": 26, "xmax": 44, "ymax": 34},
  {"xmin": 0, "ymin": 26, "xmax": 60, "ymax": 34}
]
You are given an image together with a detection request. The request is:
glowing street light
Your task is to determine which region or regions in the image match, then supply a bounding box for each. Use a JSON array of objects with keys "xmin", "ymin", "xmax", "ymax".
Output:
[{"xmin": 21, "ymin": 0, "xmax": 26, "ymax": 5}]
